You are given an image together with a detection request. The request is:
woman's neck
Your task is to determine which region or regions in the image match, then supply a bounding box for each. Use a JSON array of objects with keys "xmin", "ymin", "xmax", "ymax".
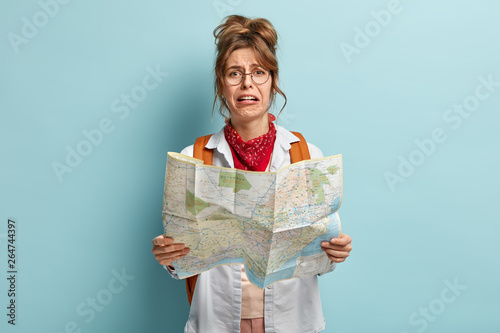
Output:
[{"xmin": 230, "ymin": 113, "xmax": 270, "ymax": 142}]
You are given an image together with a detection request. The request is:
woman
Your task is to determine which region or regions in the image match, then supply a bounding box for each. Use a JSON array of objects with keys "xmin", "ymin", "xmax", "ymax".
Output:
[{"xmin": 152, "ymin": 15, "xmax": 353, "ymax": 333}]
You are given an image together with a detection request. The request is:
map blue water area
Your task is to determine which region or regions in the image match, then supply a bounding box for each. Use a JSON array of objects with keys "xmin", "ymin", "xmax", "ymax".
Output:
[{"xmin": 330, "ymin": 195, "xmax": 341, "ymax": 212}]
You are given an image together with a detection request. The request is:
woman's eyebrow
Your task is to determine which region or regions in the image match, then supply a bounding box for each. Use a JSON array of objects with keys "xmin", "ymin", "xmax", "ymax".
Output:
[{"xmin": 226, "ymin": 63, "xmax": 262, "ymax": 70}]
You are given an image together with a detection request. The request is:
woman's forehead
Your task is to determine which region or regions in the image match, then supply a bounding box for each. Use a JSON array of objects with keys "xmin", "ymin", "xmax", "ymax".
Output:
[{"xmin": 225, "ymin": 48, "xmax": 262, "ymax": 68}]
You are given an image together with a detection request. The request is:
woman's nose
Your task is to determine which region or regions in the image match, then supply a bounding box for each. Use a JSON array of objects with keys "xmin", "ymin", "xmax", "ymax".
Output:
[{"xmin": 241, "ymin": 73, "xmax": 253, "ymax": 88}]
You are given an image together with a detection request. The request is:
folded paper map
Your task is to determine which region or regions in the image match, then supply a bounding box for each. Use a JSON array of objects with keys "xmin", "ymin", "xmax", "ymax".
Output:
[{"xmin": 162, "ymin": 152, "xmax": 343, "ymax": 289}]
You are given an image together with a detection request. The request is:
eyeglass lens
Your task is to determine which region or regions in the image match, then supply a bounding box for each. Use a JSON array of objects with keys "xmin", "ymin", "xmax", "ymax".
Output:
[{"xmin": 224, "ymin": 68, "xmax": 270, "ymax": 85}]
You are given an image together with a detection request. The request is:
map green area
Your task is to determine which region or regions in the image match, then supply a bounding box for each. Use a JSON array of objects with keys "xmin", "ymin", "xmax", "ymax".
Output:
[
  {"xmin": 219, "ymin": 171, "xmax": 252, "ymax": 192},
  {"xmin": 162, "ymin": 152, "xmax": 343, "ymax": 288}
]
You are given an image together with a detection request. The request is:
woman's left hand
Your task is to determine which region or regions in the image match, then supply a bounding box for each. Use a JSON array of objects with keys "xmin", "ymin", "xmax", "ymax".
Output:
[{"xmin": 321, "ymin": 233, "xmax": 352, "ymax": 263}]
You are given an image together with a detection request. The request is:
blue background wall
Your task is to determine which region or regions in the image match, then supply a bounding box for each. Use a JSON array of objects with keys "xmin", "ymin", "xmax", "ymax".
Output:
[{"xmin": 1, "ymin": 0, "xmax": 499, "ymax": 332}]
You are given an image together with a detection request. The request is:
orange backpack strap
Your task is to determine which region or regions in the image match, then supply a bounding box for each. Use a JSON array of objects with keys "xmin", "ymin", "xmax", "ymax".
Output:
[
  {"xmin": 185, "ymin": 275, "xmax": 198, "ymax": 306},
  {"xmin": 185, "ymin": 134, "xmax": 214, "ymax": 306},
  {"xmin": 290, "ymin": 131, "xmax": 311, "ymax": 163},
  {"xmin": 193, "ymin": 135, "xmax": 213, "ymax": 165}
]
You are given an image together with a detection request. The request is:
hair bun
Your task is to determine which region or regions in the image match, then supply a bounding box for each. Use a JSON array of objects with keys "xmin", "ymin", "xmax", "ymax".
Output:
[
  {"xmin": 214, "ymin": 15, "xmax": 278, "ymax": 53},
  {"xmin": 235, "ymin": 27, "xmax": 251, "ymax": 34}
]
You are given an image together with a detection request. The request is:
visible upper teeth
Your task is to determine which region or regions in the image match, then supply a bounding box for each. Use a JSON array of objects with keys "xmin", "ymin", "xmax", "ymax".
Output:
[{"xmin": 240, "ymin": 96, "xmax": 256, "ymax": 100}]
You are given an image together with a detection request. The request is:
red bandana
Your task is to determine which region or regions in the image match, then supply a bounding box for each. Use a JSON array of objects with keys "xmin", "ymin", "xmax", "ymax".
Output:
[{"xmin": 224, "ymin": 114, "xmax": 277, "ymax": 171}]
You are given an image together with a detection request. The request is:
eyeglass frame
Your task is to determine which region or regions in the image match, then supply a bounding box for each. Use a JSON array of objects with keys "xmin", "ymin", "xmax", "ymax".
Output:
[{"xmin": 223, "ymin": 66, "xmax": 272, "ymax": 86}]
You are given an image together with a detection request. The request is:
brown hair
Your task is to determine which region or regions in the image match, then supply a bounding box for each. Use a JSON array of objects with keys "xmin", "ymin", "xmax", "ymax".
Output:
[{"xmin": 212, "ymin": 15, "xmax": 287, "ymax": 119}]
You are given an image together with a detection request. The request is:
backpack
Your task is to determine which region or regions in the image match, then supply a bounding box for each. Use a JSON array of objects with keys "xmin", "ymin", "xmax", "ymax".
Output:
[{"xmin": 186, "ymin": 131, "xmax": 311, "ymax": 305}]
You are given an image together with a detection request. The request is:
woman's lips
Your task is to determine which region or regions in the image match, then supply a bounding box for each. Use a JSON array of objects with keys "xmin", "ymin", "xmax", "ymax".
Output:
[
  {"xmin": 237, "ymin": 99, "xmax": 259, "ymax": 104},
  {"xmin": 237, "ymin": 95, "xmax": 259, "ymax": 104}
]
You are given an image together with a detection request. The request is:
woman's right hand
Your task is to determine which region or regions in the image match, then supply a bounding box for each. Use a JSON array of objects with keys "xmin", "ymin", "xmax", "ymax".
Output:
[{"xmin": 152, "ymin": 234, "xmax": 190, "ymax": 268}]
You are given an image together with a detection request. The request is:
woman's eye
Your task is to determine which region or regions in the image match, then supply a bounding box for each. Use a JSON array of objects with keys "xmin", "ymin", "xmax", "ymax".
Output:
[{"xmin": 229, "ymin": 71, "xmax": 241, "ymax": 77}]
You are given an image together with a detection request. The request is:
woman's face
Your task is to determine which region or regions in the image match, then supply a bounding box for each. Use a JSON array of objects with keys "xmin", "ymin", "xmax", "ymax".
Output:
[{"xmin": 222, "ymin": 47, "xmax": 273, "ymax": 124}]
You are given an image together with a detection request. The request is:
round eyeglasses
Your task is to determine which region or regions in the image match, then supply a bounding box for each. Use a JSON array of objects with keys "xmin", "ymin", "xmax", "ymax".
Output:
[{"xmin": 223, "ymin": 67, "xmax": 271, "ymax": 86}]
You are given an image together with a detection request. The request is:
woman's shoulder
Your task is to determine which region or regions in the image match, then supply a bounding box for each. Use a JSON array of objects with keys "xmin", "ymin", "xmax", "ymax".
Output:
[
  {"xmin": 276, "ymin": 124, "xmax": 324, "ymax": 159},
  {"xmin": 180, "ymin": 145, "xmax": 194, "ymax": 157},
  {"xmin": 306, "ymin": 142, "xmax": 323, "ymax": 159}
]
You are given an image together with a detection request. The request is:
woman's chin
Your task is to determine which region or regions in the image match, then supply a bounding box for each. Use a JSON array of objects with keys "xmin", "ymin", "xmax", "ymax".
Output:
[{"xmin": 230, "ymin": 108, "xmax": 268, "ymax": 122}]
